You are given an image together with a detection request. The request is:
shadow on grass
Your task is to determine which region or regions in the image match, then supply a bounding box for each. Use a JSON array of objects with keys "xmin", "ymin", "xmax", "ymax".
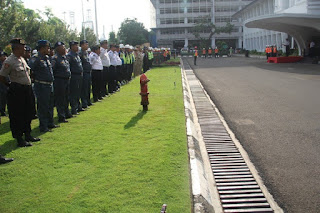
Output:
[
  {"xmin": 124, "ymin": 110, "xmax": 147, "ymax": 129},
  {"xmin": 0, "ymin": 116, "xmax": 61, "ymax": 156}
]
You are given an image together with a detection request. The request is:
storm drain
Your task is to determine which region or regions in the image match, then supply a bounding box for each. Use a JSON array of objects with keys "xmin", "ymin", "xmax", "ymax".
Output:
[{"xmin": 183, "ymin": 59, "xmax": 280, "ymax": 212}]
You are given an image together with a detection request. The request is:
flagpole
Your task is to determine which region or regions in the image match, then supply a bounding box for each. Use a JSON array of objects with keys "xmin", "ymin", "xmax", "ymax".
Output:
[{"xmin": 94, "ymin": 0, "xmax": 99, "ymax": 44}]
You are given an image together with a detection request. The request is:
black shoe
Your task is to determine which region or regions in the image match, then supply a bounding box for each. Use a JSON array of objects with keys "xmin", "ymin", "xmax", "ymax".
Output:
[
  {"xmin": 72, "ymin": 112, "xmax": 80, "ymax": 115},
  {"xmin": 78, "ymin": 108, "xmax": 86, "ymax": 112},
  {"xmin": 88, "ymin": 102, "xmax": 93, "ymax": 106},
  {"xmin": 48, "ymin": 124, "xmax": 60, "ymax": 129},
  {"xmin": 17, "ymin": 137, "xmax": 32, "ymax": 147},
  {"xmin": 40, "ymin": 129, "xmax": 52, "ymax": 133},
  {"xmin": 66, "ymin": 114, "xmax": 74, "ymax": 119},
  {"xmin": 0, "ymin": 112, "xmax": 6, "ymax": 116},
  {"xmin": 0, "ymin": 157, "xmax": 14, "ymax": 164},
  {"xmin": 58, "ymin": 119, "xmax": 68, "ymax": 123},
  {"xmin": 94, "ymin": 99, "xmax": 101, "ymax": 102},
  {"xmin": 98, "ymin": 97, "xmax": 104, "ymax": 100},
  {"xmin": 25, "ymin": 135, "xmax": 41, "ymax": 142}
]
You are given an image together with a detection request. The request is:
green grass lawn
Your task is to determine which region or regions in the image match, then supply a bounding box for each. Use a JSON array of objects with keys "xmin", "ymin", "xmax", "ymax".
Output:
[{"xmin": 0, "ymin": 66, "xmax": 191, "ymax": 213}]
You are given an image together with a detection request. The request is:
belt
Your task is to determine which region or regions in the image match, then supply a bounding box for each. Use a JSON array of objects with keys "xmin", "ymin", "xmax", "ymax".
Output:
[
  {"xmin": 34, "ymin": 80, "xmax": 53, "ymax": 85},
  {"xmin": 10, "ymin": 82, "xmax": 31, "ymax": 88},
  {"xmin": 71, "ymin": 72, "xmax": 83, "ymax": 76},
  {"xmin": 54, "ymin": 76, "xmax": 70, "ymax": 80}
]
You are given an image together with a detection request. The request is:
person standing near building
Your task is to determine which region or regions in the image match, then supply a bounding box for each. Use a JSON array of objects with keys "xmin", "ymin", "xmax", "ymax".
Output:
[
  {"xmin": 0, "ymin": 51, "xmax": 8, "ymax": 116},
  {"xmin": 67, "ymin": 41, "xmax": 84, "ymax": 115},
  {"xmin": 0, "ymin": 38, "xmax": 40, "ymax": 146},
  {"xmin": 215, "ymin": 47, "xmax": 219, "ymax": 58},
  {"xmin": 52, "ymin": 41, "xmax": 72, "ymax": 123},
  {"xmin": 89, "ymin": 45, "xmax": 103, "ymax": 102},
  {"xmin": 272, "ymin": 45, "xmax": 277, "ymax": 57},
  {"xmin": 100, "ymin": 40, "xmax": 110, "ymax": 97},
  {"xmin": 202, "ymin": 48, "xmax": 206, "ymax": 58},
  {"xmin": 229, "ymin": 47, "xmax": 233, "ymax": 57},
  {"xmin": 208, "ymin": 47, "xmax": 212, "ymax": 58},
  {"xmin": 29, "ymin": 40, "xmax": 57, "ymax": 133},
  {"xmin": 79, "ymin": 40, "xmax": 92, "ymax": 109},
  {"xmin": 194, "ymin": 46, "xmax": 198, "ymax": 65}
]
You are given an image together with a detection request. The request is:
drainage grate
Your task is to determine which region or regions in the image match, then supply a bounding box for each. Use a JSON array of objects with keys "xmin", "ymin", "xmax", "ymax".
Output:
[{"xmin": 183, "ymin": 59, "xmax": 276, "ymax": 213}]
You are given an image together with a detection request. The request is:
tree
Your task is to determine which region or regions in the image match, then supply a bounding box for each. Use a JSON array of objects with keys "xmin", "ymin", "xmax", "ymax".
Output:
[
  {"xmin": 192, "ymin": 16, "xmax": 234, "ymax": 48},
  {"xmin": 108, "ymin": 31, "xmax": 118, "ymax": 44},
  {"xmin": 117, "ymin": 18, "xmax": 149, "ymax": 46},
  {"xmin": 80, "ymin": 28, "xmax": 98, "ymax": 46}
]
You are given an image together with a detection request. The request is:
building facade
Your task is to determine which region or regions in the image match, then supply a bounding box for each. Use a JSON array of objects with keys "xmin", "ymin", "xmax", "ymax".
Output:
[
  {"xmin": 150, "ymin": 0, "xmax": 255, "ymax": 49},
  {"xmin": 233, "ymin": 0, "xmax": 320, "ymax": 55}
]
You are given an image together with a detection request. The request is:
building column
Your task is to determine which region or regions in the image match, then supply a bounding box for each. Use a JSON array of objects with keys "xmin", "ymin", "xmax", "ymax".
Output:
[
  {"xmin": 184, "ymin": 38, "xmax": 188, "ymax": 48},
  {"xmin": 211, "ymin": 37, "xmax": 216, "ymax": 48}
]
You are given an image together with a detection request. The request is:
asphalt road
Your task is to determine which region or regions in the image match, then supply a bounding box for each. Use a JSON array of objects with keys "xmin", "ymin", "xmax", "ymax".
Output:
[{"xmin": 186, "ymin": 56, "xmax": 320, "ymax": 213}]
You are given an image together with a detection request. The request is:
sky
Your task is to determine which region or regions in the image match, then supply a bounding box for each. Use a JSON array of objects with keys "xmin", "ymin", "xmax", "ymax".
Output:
[{"xmin": 22, "ymin": 0, "xmax": 154, "ymax": 40}]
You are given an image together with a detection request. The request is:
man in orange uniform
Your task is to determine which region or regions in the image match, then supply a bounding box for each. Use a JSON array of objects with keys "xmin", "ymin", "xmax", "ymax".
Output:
[
  {"xmin": 215, "ymin": 47, "xmax": 219, "ymax": 58},
  {"xmin": 208, "ymin": 47, "xmax": 212, "ymax": 58},
  {"xmin": 194, "ymin": 46, "xmax": 198, "ymax": 65}
]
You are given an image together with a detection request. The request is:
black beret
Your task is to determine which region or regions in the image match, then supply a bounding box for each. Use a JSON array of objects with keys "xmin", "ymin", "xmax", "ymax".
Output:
[
  {"xmin": 37, "ymin": 40, "xmax": 50, "ymax": 48},
  {"xmin": 54, "ymin": 41, "xmax": 65, "ymax": 49},
  {"xmin": 69, "ymin": 41, "xmax": 79, "ymax": 47},
  {"xmin": 10, "ymin": 38, "xmax": 26, "ymax": 45},
  {"xmin": 80, "ymin": 40, "xmax": 88, "ymax": 45}
]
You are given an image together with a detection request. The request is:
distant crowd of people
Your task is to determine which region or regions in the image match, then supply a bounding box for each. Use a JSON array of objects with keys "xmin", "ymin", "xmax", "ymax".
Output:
[{"xmin": 0, "ymin": 38, "xmax": 157, "ymax": 164}]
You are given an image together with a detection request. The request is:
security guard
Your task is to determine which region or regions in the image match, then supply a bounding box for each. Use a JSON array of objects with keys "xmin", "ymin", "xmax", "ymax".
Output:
[
  {"xmin": 0, "ymin": 51, "xmax": 8, "ymax": 116},
  {"xmin": 79, "ymin": 40, "xmax": 92, "ymax": 109},
  {"xmin": 29, "ymin": 40, "xmax": 57, "ymax": 133},
  {"xmin": 107, "ymin": 44, "xmax": 118, "ymax": 93},
  {"xmin": 89, "ymin": 45, "xmax": 103, "ymax": 102},
  {"xmin": 67, "ymin": 41, "xmax": 84, "ymax": 115},
  {"xmin": 0, "ymin": 38, "xmax": 40, "ymax": 146},
  {"xmin": 100, "ymin": 40, "xmax": 110, "ymax": 97},
  {"xmin": 52, "ymin": 41, "xmax": 72, "ymax": 123},
  {"xmin": 194, "ymin": 46, "xmax": 198, "ymax": 65}
]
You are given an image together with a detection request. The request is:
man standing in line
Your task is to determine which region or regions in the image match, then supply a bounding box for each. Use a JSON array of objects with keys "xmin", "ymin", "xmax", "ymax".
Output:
[
  {"xmin": 283, "ymin": 38, "xmax": 290, "ymax": 57},
  {"xmin": 79, "ymin": 40, "xmax": 92, "ymax": 109},
  {"xmin": 108, "ymin": 44, "xmax": 118, "ymax": 94},
  {"xmin": 0, "ymin": 51, "xmax": 8, "ymax": 116},
  {"xmin": 67, "ymin": 41, "xmax": 84, "ymax": 115},
  {"xmin": 89, "ymin": 45, "xmax": 103, "ymax": 102},
  {"xmin": 0, "ymin": 38, "xmax": 40, "ymax": 146},
  {"xmin": 52, "ymin": 41, "xmax": 72, "ymax": 123},
  {"xmin": 100, "ymin": 40, "xmax": 110, "ymax": 98},
  {"xmin": 29, "ymin": 40, "xmax": 58, "ymax": 133}
]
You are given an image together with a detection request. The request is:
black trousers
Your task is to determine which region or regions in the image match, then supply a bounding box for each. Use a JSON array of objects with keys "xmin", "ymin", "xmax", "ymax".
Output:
[
  {"xmin": 54, "ymin": 78, "xmax": 70, "ymax": 120},
  {"xmin": 102, "ymin": 67, "xmax": 109, "ymax": 96},
  {"xmin": 7, "ymin": 83, "xmax": 33, "ymax": 138},
  {"xmin": 92, "ymin": 70, "xmax": 103, "ymax": 101},
  {"xmin": 194, "ymin": 56, "xmax": 197, "ymax": 65}
]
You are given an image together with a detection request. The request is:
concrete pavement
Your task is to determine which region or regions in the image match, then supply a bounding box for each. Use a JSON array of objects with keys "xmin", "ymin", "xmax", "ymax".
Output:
[{"xmin": 186, "ymin": 56, "xmax": 320, "ymax": 213}]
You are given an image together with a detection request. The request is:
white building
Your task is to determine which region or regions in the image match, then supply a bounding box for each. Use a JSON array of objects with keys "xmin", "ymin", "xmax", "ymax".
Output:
[
  {"xmin": 233, "ymin": 0, "xmax": 320, "ymax": 55},
  {"xmin": 150, "ymin": 0, "xmax": 255, "ymax": 49}
]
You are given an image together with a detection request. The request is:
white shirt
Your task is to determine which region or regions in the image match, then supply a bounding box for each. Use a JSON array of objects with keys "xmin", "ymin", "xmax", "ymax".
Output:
[
  {"xmin": 100, "ymin": 47, "xmax": 110, "ymax": 67},
  {"xmin": 108, "ymin": 50, "xmax": 118, "ymax": 66},
  {"xmin": 115, "ymin": 51, "xmax": 122, "ymax": 66},
  {"xmin": 89, "ymin": 52, "xmax": 103, "ymax": 70}
]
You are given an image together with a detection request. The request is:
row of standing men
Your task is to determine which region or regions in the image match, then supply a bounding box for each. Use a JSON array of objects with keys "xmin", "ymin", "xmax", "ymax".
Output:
[{"xmin": 0, "ymin": 38, "xmax": 154, "ymax": 164}]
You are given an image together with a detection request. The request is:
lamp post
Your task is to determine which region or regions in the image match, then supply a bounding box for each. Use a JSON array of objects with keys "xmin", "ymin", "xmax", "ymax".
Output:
[{"xmin": 94, "ymin": 0, "xmax": 99, "ymax": 44}]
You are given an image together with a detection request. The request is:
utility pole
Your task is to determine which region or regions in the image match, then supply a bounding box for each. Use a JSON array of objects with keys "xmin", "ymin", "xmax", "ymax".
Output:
[
  {"xmin": 94, "ymin": 0, "xmax": 99, "ymax": 44},
  {"xmin": 81, "ymin": 0, "xmax": 86, "ymax": 40}
]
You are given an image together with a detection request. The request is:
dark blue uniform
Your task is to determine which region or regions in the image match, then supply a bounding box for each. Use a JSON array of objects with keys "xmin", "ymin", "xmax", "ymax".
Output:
[
  {"xmin": 29, "ymin": 53, "xmax": 54, "ymax": 132},
  {"xmin": 52, "ymin": 53, "xmax": 71, "ymax": 121},
  {"xmin": 67, "ymin": 51, "xmax": 83, "ymax": 114},
  {"xmin": 79, "ymin": 49, "xmax": 92, "ymax": 108}
]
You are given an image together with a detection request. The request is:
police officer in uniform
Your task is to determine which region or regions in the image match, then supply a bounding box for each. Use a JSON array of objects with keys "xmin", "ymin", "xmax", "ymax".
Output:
[
  {"xmin": 67, "ymin": 41, "xmax": 84, "ymax": 115},
  {"xmin": 0, "ymin": 38, "xmax": 40, "ymax": 146},
  {"xmin": 0, "ymin": 51, "xmax": 8, "ymax": 116},
  {"xmin": 79, "ymin": 40, "xmax": 92, "ymax": 109},
  {"xmin": 108, "ymin": 44, "xmax": 118, "ymax": 93},
  {"xmin": 100, "ymin": 40, "xmax": 110, "ymax": 97},
  {"xmin": 52, "ymin": 41, "xmax": 72, "ymax": 123},
  {"xmin": 29, "ymin": 40, "xmax": 58, "ymax": 133}
]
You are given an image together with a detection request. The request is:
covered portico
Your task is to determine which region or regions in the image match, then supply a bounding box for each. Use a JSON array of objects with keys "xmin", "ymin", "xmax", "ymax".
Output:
[{"xmin": 244, "ymin": 14, "xmax": 320, "ymax": 56}]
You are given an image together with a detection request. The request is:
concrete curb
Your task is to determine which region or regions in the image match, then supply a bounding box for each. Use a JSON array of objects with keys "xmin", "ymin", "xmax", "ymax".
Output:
[{"xmin": 181, "ymin": 67, "xmax": 223, "ymax": 213}]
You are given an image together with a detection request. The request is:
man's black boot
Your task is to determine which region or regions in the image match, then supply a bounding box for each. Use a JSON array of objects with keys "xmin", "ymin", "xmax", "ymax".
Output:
[{"xmin": 17, "ymin": 137, "xmax": 32, "ymax": 147}]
